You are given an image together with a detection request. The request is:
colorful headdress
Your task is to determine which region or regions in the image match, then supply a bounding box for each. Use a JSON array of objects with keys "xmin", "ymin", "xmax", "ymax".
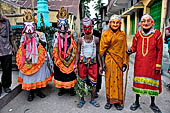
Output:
[
  {"xmin": 57, "ymin": 7, "xmax": 69, "ymax": 19},
  {"xmin": 109, "ymin": 14, "xmax": 121, "ymax": 22},
  {"xmin": 82, "ymin": 16, "xmax": 92, "ymax": 25},
  {"xmin": 23, "ymin": 11, "xmax": 34, "ymax": 22}
]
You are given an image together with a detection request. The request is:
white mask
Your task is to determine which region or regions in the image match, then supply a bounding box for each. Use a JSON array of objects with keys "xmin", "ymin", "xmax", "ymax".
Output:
[{"xmin": 24, "ymin": 22, "xmax": 35, "ymax": 34}]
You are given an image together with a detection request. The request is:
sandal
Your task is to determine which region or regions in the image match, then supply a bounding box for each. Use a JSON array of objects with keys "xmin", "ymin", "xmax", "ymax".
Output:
[
  {"xmin": 27, "ymin": 93, "xmax": 34, "ymax": 102},
  {"xmin": 130, "ymin": 103, "xmax": 140, "ymax": 111},
  {"xmin": 77, "ymin": 100, "xmax": 86, "ymax": 108},
  {"xmin": 89, "ymin": 100, "xmax": 100, "ymax": 107},
  {"xmin": 114, "ymin": 103, "xmax": 124, "ymax": 110},
  {"xmin": 104, "ymin": 102, "xmax": 112, "ymax": 109},
  {"xmin": 150, "ymin": 105, "xmax": 162, "ymax": 113}
]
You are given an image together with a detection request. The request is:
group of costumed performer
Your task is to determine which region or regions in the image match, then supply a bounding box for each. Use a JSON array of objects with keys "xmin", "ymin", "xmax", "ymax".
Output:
[
  {"xmin": 16, "ymin": 11, "xmax": 53, "ymax": 101},
  {"xmin": 53, "ymin": 7, "xmax": 77, "ymax": 96},
  {"xmin": 74, "ymin": 16, "xmax": 103, "ymax": 108},
  {"xmin": 100, "ymin": 14, "xmax": 129, "ymax": 110},
  {"xmin": 127, "ymin": 14, "xmax": 163, "ymax": 113}
]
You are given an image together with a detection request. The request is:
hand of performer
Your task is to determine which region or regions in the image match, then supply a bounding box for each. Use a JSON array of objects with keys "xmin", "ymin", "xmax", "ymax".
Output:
[
  {"xmin": 122, "ymin": 64, "xmax": 127, "ymax": 72},
  {"xmin": 74, "ymin": 64, "xmax": 78, "ymax": 74},
  {"xmin": 126, "ymin": 49, "xmax": 132, "ymax": 55},
  {"xmin": 168, "ymin": 47, "xmax": 170, "ymax": 54},
  {"xmin": 99, "ymin": 66, "xmax": 103, "ymax": 75},
  {"xmin": 155, "ymin": 70, "xmax": 160, "ymax": 74}
]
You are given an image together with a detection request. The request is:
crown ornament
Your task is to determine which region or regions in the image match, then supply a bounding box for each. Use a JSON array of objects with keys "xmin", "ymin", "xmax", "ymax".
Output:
[
  {"xmin": 57, "ymin": 7, "xmax": 69, "ymax": 19},
  {"xmin": 23, "ymin": 11, "xmax": 34, "ymax": 22}
]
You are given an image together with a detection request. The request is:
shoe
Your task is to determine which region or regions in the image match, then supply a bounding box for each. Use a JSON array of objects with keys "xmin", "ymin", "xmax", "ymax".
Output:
[
  {"xmin": 27, "ymin": 92, "xmax": 35, "ymax": 102},
  {"xmin": 114, "ymin": 103, "xmax": 124, "ymax": 110},
  {"xmin": 167, "ymin": 83, "xmax": 170, "ymax": 90},
  {"xmin": 104, "ymin": 102, "xmax": 112, "ymax": 109},
  {"xmin": 89, "ymin": 100, "xmax": 100, "ymax": 107},
  {"xmin": 4, "ymin": 88, "xmax": 11, "ymax": 93},
  {"xmin": 130, "ymin": 103, "xmax": 140, "ymax": 111},
  {"xmin": 36, "ymin": 91, "xmax": 46, "ymax": 98},
  {"xmin": 77, "ymin": 100, "xmax": 86, "ymax": 108},
  {"xmin": 150, "ymin": 105, "xmax": 162, "ymax": 113},
  {"xmin": 58, "ymin": 89, "xmax": 66, "ymax": 96}
]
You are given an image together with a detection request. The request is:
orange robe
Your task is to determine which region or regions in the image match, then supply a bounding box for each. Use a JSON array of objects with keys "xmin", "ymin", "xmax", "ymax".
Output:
[{"xmin": 100, "ymin": 29, "xmax": 129, "ymax": 104}]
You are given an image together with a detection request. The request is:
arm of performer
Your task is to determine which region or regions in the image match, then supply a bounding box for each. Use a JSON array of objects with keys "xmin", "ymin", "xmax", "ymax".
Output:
[
  {"xmin": 95, "ymin": 37, "xmax": 103, "ymax": 74},
  {"xmin": 74, "ymin": 38, "xmax": 82, "ymax": 73},
  {"xmin": 126, "ymin": 35, "xmax": 137, "ymax": 55},
  {"xmin": 39, "ymin": 33, "xmax": 46, "ymax": 48},
  {"xmin": 155, "ymin": 33, "xmax": 163, "ymax": 74}
]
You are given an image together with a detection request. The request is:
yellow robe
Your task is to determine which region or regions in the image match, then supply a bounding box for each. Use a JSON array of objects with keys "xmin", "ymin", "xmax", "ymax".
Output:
[{"xmin": 100, "ymin": 29, "xmax": 129, "ymax": 104}]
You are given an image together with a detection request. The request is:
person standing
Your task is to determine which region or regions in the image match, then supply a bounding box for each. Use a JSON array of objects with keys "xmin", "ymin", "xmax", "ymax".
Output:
[
  {"xmin": 0, "ymin": 14, "xmax": 17, "ymax": 94},
  {"xmin": 165, "ymin": 17, "xmax": 170, "ymax": 74},
  {"xmin": 127, "ymin": 14, "xmax": 163, "ymax": 113},
  {"xmin": 74, "ymin": 16, "xmax": 102, "ymax": 108},
  {"xmin": 16, "ymin": 11, "xmax": 53, "ymax": 101},
  {"xmin": 99, "ymin": 14, "xmax": 129, "ymax": 110},
  {"xmin": 53, "ymin": 7, "xmax": 77, "ymax": 96}
]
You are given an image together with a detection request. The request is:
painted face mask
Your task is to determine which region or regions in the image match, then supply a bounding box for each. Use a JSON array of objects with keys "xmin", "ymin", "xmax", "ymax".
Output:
[
  {"xmin": 57, "ymin": 18, "xmax": 68, "ymax": 33},
  {"xmin": 83, "ymin": 24, "xmax": 93, "ymax": 35},
  {"xmin": 24, "ymin": 22, "xmax": 35, "ymax": 34},
  {"xmin": 110, "ymin": 19, "xmax": 121, "ymax": 31},
  {"xmin": 109, "ymin": 14, "xmax": 121, "ymax": 31},
  {"xmin": 141, "ymin": 16, "xmax": 154, "ymax": 30},
  {"xmin": 82, "ymin": 16, "xmax": 93, "ymax": 35}
]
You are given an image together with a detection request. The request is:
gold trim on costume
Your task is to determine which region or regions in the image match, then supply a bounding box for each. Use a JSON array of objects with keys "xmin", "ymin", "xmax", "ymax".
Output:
[
  {"xmin": 156, "ymin": 64, "xmax": 161, "ymax": 67},
  {"xmin": 139, "ymin": 30, "xmax": 154, "ymax": 57},
  {"xmin": 157, "ymin": 34, "xmax": 162, "ymax": 40}
]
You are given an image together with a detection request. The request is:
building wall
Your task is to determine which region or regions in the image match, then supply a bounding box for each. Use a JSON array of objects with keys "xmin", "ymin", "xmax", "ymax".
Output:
[
  {"xmin": 166, "ymin": 0, "xmax": 170, "ymax": 24},
  {"xmin": 122, "ymin": 0, "xmax": 166, "ymax": 37}
]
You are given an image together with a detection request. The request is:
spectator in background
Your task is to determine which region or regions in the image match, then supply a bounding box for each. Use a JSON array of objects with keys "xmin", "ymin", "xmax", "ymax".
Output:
[
  {"xmin": 165, "ymin": 17, "xmax": 170, "ymax": 90},
  {"xmin": 0, "ymin": 13, "xmax": 17, "ymax": 95},
  {"xmin": 165, "ymin": 17, "xmax": 170, "ymax": 74}
]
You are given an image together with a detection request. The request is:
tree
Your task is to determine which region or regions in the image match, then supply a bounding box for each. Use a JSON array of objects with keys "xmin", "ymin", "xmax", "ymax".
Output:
[{"xmin": 80, "ymin": 0, "xmax": 93, "ymax": 18}]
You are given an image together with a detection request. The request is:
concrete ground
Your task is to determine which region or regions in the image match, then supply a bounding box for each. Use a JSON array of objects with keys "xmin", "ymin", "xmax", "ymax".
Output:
[
  {"xmin": 0, "ymin": 71, "xmax": 19, "ymax": 98},
  {"xmin": 0, "ymin": 59, "xmax": 170, "ymax": 113}
]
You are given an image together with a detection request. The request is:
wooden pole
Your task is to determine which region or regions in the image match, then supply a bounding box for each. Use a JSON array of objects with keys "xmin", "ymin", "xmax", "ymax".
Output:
[{"xmin": 161, "ymin": 0, "xmax": 168, "ymax": 34}]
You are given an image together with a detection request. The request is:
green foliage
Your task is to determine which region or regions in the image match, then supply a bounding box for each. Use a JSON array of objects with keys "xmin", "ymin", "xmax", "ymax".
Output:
[
  {"xmin": 81, "ymin": 0, "xmax": 94, "ymax": 18},
  {"xmin": 94, "ymin": 0, "xmax": 101, "ymax": 11},
  {"xmin": 74, "ymin": 74, "xmax": 92, "ymax": 98}
]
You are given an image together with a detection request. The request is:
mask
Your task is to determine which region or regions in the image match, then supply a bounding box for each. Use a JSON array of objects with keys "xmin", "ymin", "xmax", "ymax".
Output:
[
  {"xmin": 110, "ymin": 19, "xmax": 121, "ymax": 31},
  {"xmin": 57, "ymin": 18, "xmax": 68, "ymax": 32},
  {"xmin": 83, "ymin": 25, "xmax": 93, "ymax": 35},
  {"xmin": 24, "ymin": 22, "xmax": 35, "ymax": 34},
  {"xmin": 141, "ymin": 16, "xmax": 154, "ymax": 30}
]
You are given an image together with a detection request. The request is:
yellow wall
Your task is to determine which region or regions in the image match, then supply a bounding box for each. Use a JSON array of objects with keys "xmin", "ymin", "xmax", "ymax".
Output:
[
  {"xmin": 135, "ymin": 11, "xmax": 138, "ymax": 34},
  {"xmin": 121, "ymin": 18, "xmax": 125, "ymax": 32},
  {"xmin": 127, "ymin": 15, "xmax": 131, "ymax": 36},
  {"xmin": 49, "ymin": 10, "xmax": 58, "ymax": 23}
]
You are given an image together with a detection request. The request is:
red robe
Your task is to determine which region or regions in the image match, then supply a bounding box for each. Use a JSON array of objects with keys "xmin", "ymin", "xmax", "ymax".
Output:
[{"xmin": 131, "ymin": 29, "xmax": 163, "ymax": 96}]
